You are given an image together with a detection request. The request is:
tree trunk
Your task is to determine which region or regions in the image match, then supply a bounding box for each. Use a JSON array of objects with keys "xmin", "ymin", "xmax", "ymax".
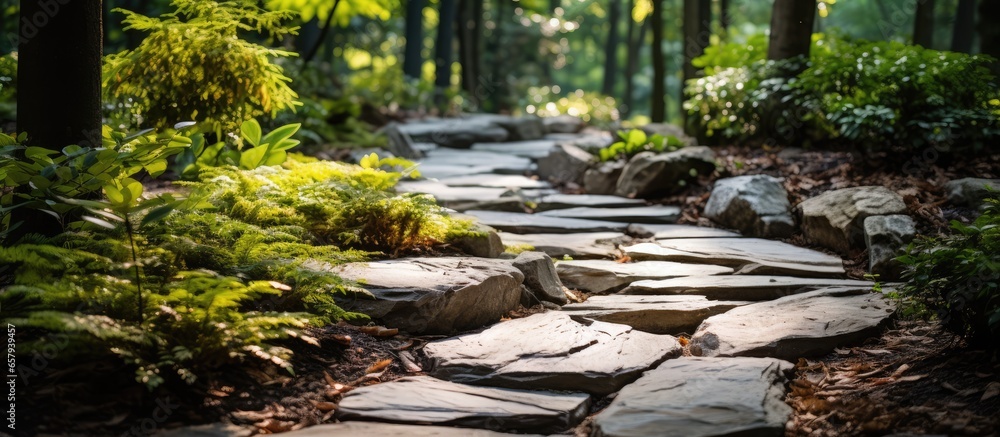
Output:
[
  {"xmin": 601, "ymin": 0, "xmax": 621, "ymax": 97},
  {"xmin": 457, "ymin": 0, "xmax": 477, "ymax": 97},
  {"xmin": 434, "ymin": 0, "xmax": 457, "ymax": 89},
  {"xmin": 13, "ymin": 0, "xmax": 103, "ymax": 242},
  {"xmin": 913, "ymin": 0, "xmax": 935, "ymax": 47},
  {"xmin": 767, "ymin": 0, "xmax": 815, "ymax": 62},
  {"xmin": 489, "ymin": 0, "xmax": 506, "ymax": 112},
  {"xmin": 682, "ymin": 0, "xmax": 710, "ymax": 119},
  {"xmin": 650, "ymin": 0, "xmax": 665, "ymax": 123},
  {"xmin": 720, "ymin": 0, "xmax": 731, "ymax": 33},
  {"xmin": 403, "ymin": 0, "xmax": 425, "ymax": 79},
  {"xmin": 981, "ymin": 0, "xmax": 1000, "ymax": 75},
  {"xmin": 951, "ymin": 0, "xmax": 975, "ymax": 53},
  {"xmin": 623, "ymin": 0, "xmax": 639, "ymax": 118}
]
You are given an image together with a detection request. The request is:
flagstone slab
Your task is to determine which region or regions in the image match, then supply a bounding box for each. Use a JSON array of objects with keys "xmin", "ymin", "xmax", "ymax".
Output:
[
  {"xmin": 471, "ymin": 140, "xmax": 559, "ymax": 159},
  {"xmin": 466, "ymin": 210, "xmax": 629, "ymax": 234},
  {"xmin": 634, "ymin": 224, "xmax": 742, "ymax": 239},
  {"xmin": 556, "ymin": 260, "xmax": 733, "ymax": 293},
  {"xmin": 499, "ymin": 232, "xmax": 627, "ymax": 259},
  {"xmin": 336, "ymin": 376, "xmax": 589, "ymax": 434},
  {"xmin": 538, "ymin": 205, "xmax": 680, "ymax": 224},
  {"xmin": 591, "ymin": 357, "xmax": 794, "ymax": 437},
  {"xmin": 623, "ymin": 275, "xmax": 874, "ymax": 301},
  {"xmin": 436, "ymin": 174, "xmax": 551, "ymax": 189},
  {"xmin": 689, "ymin": 287, "xmax": 896, "ymax": 360},
  {"xmin": 396, "ymin": 181, "xmax": 508, "ymax": 202},
  {"xmin": 623, "ymin": 238, "xmax": 845, "ymax": 278},
  {"xmin": 281, "ymin": 422, "xmax": 544, "ymax": 437},
  {"xmin": 561, "ymin": 295, "xmax": 749, "ymax": 335},
  {"xmin": 532, "ymin": 194, "xmax": 646, "ymax": 212},
  {"xmin": 423, "ymin": 312, "xmax": 682, "ymax": 395}
]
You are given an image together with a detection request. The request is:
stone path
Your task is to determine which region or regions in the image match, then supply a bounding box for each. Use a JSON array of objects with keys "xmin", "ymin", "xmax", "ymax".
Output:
[{"xmin": 280, "ymin": 117, "xmax": 896, "ymax": 437}]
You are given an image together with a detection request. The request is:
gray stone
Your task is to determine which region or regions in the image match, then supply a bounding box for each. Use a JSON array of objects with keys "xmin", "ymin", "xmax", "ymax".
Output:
[
  {"xmin": 556, "ymin": 260, "xmax": 733, "ymax": 293},
  {"xmin": 436, "ymin": 174, "xmax": 551, "ymax": 190},
  {"xmin": 623, "ymin": 238, "xmax": 846, "ymax": 278},
  {"xmin": 398, "ymin": 120, "xmax": 510, "ymax": 148},
  {"xmin": 492, "ymin": 116, "xmax": 547, "ymax": 141},
  {"xmin": 628, "ymin": 224, "xmax": 741, "ymax": 239},
  {"xmin": 336, "ymin": 376, "xmax": 589, "ymax": 434},
  {"xmin": 424, "ymin": 312, "xmax": 682, "ymax": 395},
  {"xmin": 466, "ymin": 210, "xmax": 629, "ymax": 234},
  {"xmin": 330, "ymin": 258, "xmax": 523, "ymax": 334},
  {"xmin": 583, "ymin": 161, "xmax": 626, "ymax": 195},
  {"xmin": 592, "ymin": 357, "xmax": 793, "ymax": 437},
  {"xmin": 864, "ymin": 215, "xmax": 916, "ymax": 280},
  {"xmin": 281, "ymin": 422, "xmax": 543, "ymax": 437},
  {"xmin": 471, "ymin": 140, "xmax": 559, "ymax": 159},
  {"xmin": 512, "ymin": 252, "xmax": 568, "ymax": 305},
  {"xmin": 543, "ymin": 114, "xmax": 584, "ymax": 133},
  {"xmin": 538, "ymin": 205, "xmax": 680, "ymax": 224},
  {"xmin": 623, "ymin": 275, "xmax": 875, "ymax": 301},
  {"xmin": 638, "ymin": 123, "xmax": 697, "ymax": 146},
  {"xmin": 533, "ymin": 194, "xmax": 645, "ymax": 212},
  {"xmin": 396, "ymin": 181, "xmax": 508, "ymax": 203},
  {"xmin": 798, "ymin": 186, "xmax": 907, "ymax": 254},
  {"xmin": 689, "ymin": 287, "xmax": 895, "ymax": 360},
  {"xmin": 452, "ymin": 223, "xmax": 505, "ymax": 258},
  {"xmin": 381, "ymin": 123, "xmax": 424, "ymax": 159},
  {"xmin": 704, "ymin": 175, "xmax": 794, "ymax": 238},
  {"xmin": 944, "ymin": 177, "xmax": 1000, "ymax": 207},
  {"xmin": 420, "ymin": 149, "xmax": 533, "ymax": 176},
  {"xmin": 499, "ymin": 232, "xmax": 627, "ymax": 259},
  {"xmin": 561, "ymin": 295, "xmax": 749, "ymax": 335},
  {"xmin": 615, "ymin": 147, "xmax": 717, "ymax": 198},
  {"xmin": 446, "ymin": 197, "xmax": 527, "ymax": 213},
  {"xmin": 536, "ymin": 144, "xmax": 594, "ymax": 184}
]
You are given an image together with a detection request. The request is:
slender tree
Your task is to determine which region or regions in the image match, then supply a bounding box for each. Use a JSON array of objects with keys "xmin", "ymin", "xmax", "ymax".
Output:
[
  {"xmin": 682, "ymin": 0, "xmax": 710, "ymax": 118},
  {"xmin": 403, "ymin": 0, "xmax": 425, "ymax": 79},
  {"xmin": 981, "ymin": 0, "xmax": 1000, "ymax": 75},
  {"xmin": 434, "ymin": 0, "xmax": 457, "ymax": 89},
  {"xmin": 623, "ymin": 0, "xmax": 643, "ymax": 118},
  {"xmin": 951, "ymin": 0, "xmax": 975, "ymax": 53},
  {"xmin": 650, "ymin": 0, "xmax": 665, "ymax": 122},
  {"xmin": 601, "ymin": 0, "xmax": 622, "ymax": 97},
  {"xmin": 913, "ymin": 0, "xmax": 935, "ymax": 47},
  {"xmin": 767, "ymin": 0, "xmax": 815, "ymax": 62},
  {"xmin": 457, "ymin": 0, "xmax": 482, "ymax": 98},
  {"xmin": 489, "ymin": 0, "xmax": 506, "ymax": 112},
  {"xmin": 720, "ymin": 0, "xmax": 731, "ymax": 33}
]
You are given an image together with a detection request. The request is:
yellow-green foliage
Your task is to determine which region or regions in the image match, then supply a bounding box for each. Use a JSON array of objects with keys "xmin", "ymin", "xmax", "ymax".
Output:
[{"xmin": 103, "ymin": 0, "xmax": 300, "ymax": 132}]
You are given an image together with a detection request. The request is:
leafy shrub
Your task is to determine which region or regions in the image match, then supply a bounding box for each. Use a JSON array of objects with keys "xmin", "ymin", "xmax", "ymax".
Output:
[
  {"xmin": 522, "ymin": 86, "xmax": 620, "ymax": 126},
  {"xmin": 898, "ymin": 196, "xmax": 1000, "ymax": 347},
  {"xmin": 0, "ymin": 52, "xmax": 15, "ymax": 120},
  {"xmin": 598, "ymin": 129, "xmax": 684, "ymax": 162},
  {"xmin": 173, "ymin": 119, "xmax": 301, "ymax": 177},
  {"xmin": 103, "ymin": 0, "xmax": 300, "ymax": 132}
]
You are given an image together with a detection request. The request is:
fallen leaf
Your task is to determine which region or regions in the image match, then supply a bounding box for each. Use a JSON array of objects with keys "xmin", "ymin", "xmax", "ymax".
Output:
[
  {"xmin": 982, "ymin": 382, "xmax": 1000, "ymax": 401},
  {"xmin": 257, "ymin": 418, "xmax": 292, "ymax": 433},
  {"xmin": 394, "ymin": 339, "xmax": 415, "ymax": 351},
  {"xmin": 323, "ymin": 371, "xmax": 344, "ymax": 391},
  {"xmin": 895, "ymin": 374, "xmax": 927, "ymax": 382},
  {"xmin": 678, "ymin": 337, "xmax": 690, "ymax": 347},
  {"xmin": 366, "ymin": 358, "xmax": 393, "ymax": 374},
  {"xmin": 400, "ymin": 351, "xmax": 422, "ymax": 373},
  {"xmin": 891, "ymin": 364, "xmax": 911, "ymax": 377},
  {"xmin": 331, "ymin": 334, "xmax": 352, "ymax": 347},
  {"xmin": 309, "ymin": 400, "xmax": 337, "ymax": 412},
  {"xmin": 862, "ymin": 349, "xmax": 893, "ymax": 355}
]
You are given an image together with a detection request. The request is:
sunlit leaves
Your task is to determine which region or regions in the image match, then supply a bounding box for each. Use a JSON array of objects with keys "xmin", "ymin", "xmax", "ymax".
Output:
[{"xmin": 266, "ymin": 0, "xmax": 397, "ymax": 26}]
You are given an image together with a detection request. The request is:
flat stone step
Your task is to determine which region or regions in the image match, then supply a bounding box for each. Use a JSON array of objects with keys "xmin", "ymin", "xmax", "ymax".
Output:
[
  {"xmin": 556, "ymin": 260, "xmax": 733, "ymax": 293},
  {"xmin": 423, "ymin": 312, "xmax": 681, "ymax": 396},
  {"xmin": 532, "ymin": 194, "xmax": 646, "ymax": 212},
  {"xmin": 623, "ymin": 238, "xmax": 846, "ymax": 278},
  {"xmin": 636, "ymin": 224, "xmax": 742, "ymax": 239},
  {"xmin": 538, "ymin": 206, "xmax": 680, "ymax": 224},
  {"xmin": 689, "ymin": 287, "xmax": 896, "ymax": 360},
  {"xmin": 500, "ymin": 232, "xmax": 627, "ymax": 259},
  {"xmin": 336, "ymin": 376, "xmax": 589, "ymax": 434},
  {"xmin": 622, "ymin": 275, "xmax": 874, "ymax": 301},
  {"xmin": 436, "ymin": 174, "xmax": 551, "ymax": 189},
  {"xmin": 471, "ymin": 140, "xmax": 558, "ymax": 159},
  {"xmin": 396, "ymin": 181, "xmax": 508, "ymax": 202},
  {"xmin": 329, "ymin": 258, "xmax": 523, "ymax": 334},
  {"xmin": 591, "ymin": 357, "xmax": 794, "ymax": 437},
  {"xmin": 466, "ymin": 210, "xmax": 629, "ymax": 234},
  {"xmin": 561, "ymin": 295, "xmax": 749, "ymax": 335},
  {"xmin": 281, "ymin": 422, "xmax": 543, "ymax": 437}
]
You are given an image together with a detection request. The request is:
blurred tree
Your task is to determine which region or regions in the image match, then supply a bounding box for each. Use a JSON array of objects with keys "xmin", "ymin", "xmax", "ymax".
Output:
[
  {"xmin": 302, "ymin": 0, "xmax": 342, "ymax": 63},
  {"xmin": 650, "ymin": 0, "xmax": 664, "ymax": 122},
  {"xmin": 602, "ymin": 0, "xmax": 621, "ymax": 97},
  {"xmin": 457, "ymin": 0, "xmax": 482, "ymax": 99},
  {"xmin": 434, "ymin": 0, "xmax": 456, "ymax": 90},
  {"xmin": 981, "ymin": 0, "xmax": 999, "ymax": 74},
  {"xmin": 951, "ymin": 0, "xmax": 975, "ymax": 52},
  {"xmin": 402, "ymin": 0, "xmax": 424, "ymax": 78},
  {"xmin": 720, "ymin": 0, "xmax": 730, "ymax": 32},
  {"xmin": 682, "ymin": 0, "xmax": 709, "ymax": 120},
  {"xmin": 767, "ymin": 0, "xmax": 815, "ymax": 63},
  {"xmin": 623, "ymin": 0, "xmax": 648, "ymax": 118},
  {"xmin": 913, "ymin": 0, "xmax": 935, "ymax": 47}
]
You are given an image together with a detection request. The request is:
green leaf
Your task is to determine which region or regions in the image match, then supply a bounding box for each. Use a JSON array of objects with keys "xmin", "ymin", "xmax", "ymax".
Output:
[
  {"xmin": 260, "ymin": 123, "xmax": 300, "ymax": 148},
  {"xmin": 25, "ymin": 147, "xmax": 56, "ymax": 162},
  {"xmin": 141, "ymin": 204, "xmax": 176, "ymax": 226},
  {"xmin": 104, "ymin": 184, "xmax": 125, "ymax": 205},
  {"xmin": 81, "ymin": 215, "xmax": 117, "ymax": 230},
  {"xmin": 122, "ymin": 178, "xmax": 144, "ymax": 204},
  {"xmin": 145, "ymin": 159, "xmax": 168, "ymax": 177},
  {"xmin": 239, "ymin": 145, "xmax": 268, "ymax": 169},
  {"xmin": 626, "ymin": 129, "xmax": 647, "ymax": 146},
  {"xmin": 262, "ymin": 150, "xmax": 286, "ymax": 167},
  {"xmin": 241, "ymin": 119, "xmax": 263, "ymax": 147}
]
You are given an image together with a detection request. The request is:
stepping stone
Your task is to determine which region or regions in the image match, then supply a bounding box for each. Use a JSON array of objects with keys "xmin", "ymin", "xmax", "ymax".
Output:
[
  {"xmin": 399, "ymin": 120, "xmax": 509, "ymax": 148},
  {"xmin": 424, "ymin": 312, "xmax": 682, "ymax": 395},
  {"xmin": 623, "ymin": 238, "xmax": 846, "ymax": 278},
  {"xmin": 418, "ymin": 164, "xmax": 509, "ymax": 179},
  {"xmin": 635, "ymin": 224, "xmax": 741, "ymax": 239},
  {"xmin": 396, "ymin": 181, "xmax": 508, "ymax": 203},
  {"xmin": 556, "ymin": 260, "xmax": 733, "ymax": 293},
  {"xmin": 436, "ymin": 174, "xmax": 551, "ymax": 189},
  {"xmin": 281, "ymin": 422, "xmax": 543, "ymax": 437},
  {"xmin": 623, "ymin": 275, "xmax": 874, "ymax": 301},
  {"xmin": 446, "ymin": 197, "xmax": 527, "ymax": 213},
  {"xmin": 532, "ymin": 194, "xmax": 645, "ymax": 212},
  {"xmin": 329, "ymin": 258, "xmax": 523, "ymax": 334},
  {"xmin": 689, "ymin": 287, "xmax": 896, "ymax": 360},
  {"xmin": 466, "ymin": 210, "xmax": 629, "ymax": 234},
  {"xmin": 420, "ymin": 149, "xmax": 533, "ymax": 177},
  {"xmin": 538, "ymin": 205, "xmax": 680, "ymax": 224},
  {"xmin": 499, "ymin": 232, "xmax": 627, "ymax": 259},
  {"xmin": 336, "ymin": 376, "xmax": 589, "ymax": 434},
  {"xmin": 591, "ymin": 357, "xmax": 793, "ymax": 437},
  {"xmin": 471, "ymin": 140, "xmax": 559, "ymax": 159},
  {"xmin": 561, "ymin": 295, "xmax": 749, "ymax": 335}
]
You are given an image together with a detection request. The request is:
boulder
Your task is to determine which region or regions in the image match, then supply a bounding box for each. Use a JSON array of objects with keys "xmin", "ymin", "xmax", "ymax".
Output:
[
  {"xmin": 538, "ymin": 205, "xmax": 680, "ymax": 224},
  {"xmin": 556, "ymin": 260, "xmax": 733, "ymax": 293},
  {"xmin": 561, "ymin": 295, "xmax": 749, "ymax": 335},
  {"xmin": 943, "ymin": 177, "xmax": 1000, "ymax": 207},
  {"xmin": 583, "ymin": 161, "xmax": 626, "ymax": 195},
  {"xmin": 280, "ymin": 422, "xmax": 544, "ymax": 437},
  {"xmin": 511, "ymin": 252, "xmax": 568, "ymax": 305},
  {"xmin": 330, "ymin": 258, "xmax": 523, "ymax": 334},
  {"xmin": 864, "ymin": 215, "xmax": 916, "ymax": 280},
  {"xmin": 591, "ymin": 357, "xmax": 793, "ymax": 437},
  {"xmin": 471, "ymin": 140, "xmax": 559, "ymax": 159},
  {"xmin": 499, "ymin": 232, "xmax": 627, "ymax": 259},
  {"xmin": 689, "ymin": 287, "xmax": 895, "ymax": 360},
  {"xmin": 543, "ymin": 114, "xmax": 584, "ymax": 133},
  {"xmin": 623, "ymin": 275, "xmax": 874, "ymax": 301},
  {"xmin": 452, "ymin": 223, "xmax": 505, "ymax": 258},
  {"xmin": 466, "ymin": 210, "xmax": 629, "ymax": 234},
  {"xmin": 532, "ymin": 194, "xmax": 644, "ymax": 212},
  {"xmin": 622, "ymin": 238, "xmax": 845, "ymax": 278},
  {"xmin": 337, "ymin": 376, "xmax": 589, "ymax": 434},
  {"xmin": 492, "ymin": 116, "xmax": 547, "ymax": 141},
  {"xmin": 798, "ymin": 186, "xmax": 907, "ymax": 254},
  {"xmin": 704, "ymin": 175, "xmax": 794, "ymax": 238},
  {"xmin": 614, "ymin": 147, "xmax": 717, "ymax": 198},
  {"xmin": 424, "ymin": 312, "xmax": 682, "ymax": 395},
  {"xmin": 536, "ymin": 144, "xmax": 594, "ymax": 184}
]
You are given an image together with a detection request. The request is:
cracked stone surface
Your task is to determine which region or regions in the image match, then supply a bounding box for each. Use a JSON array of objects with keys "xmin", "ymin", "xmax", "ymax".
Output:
[
  {"xmin": 561, "ymin": 295, "xmax": 749, "ymax": 335},
  {"xmin": 499, "ymin": 232, "xmax": 627, "ymax": 259},
  {"xmin": 556, "ymin": 260, "xmax": 733, "ymax": 293},
  {"xmin": 798, "ymin": 186, "xmax": 907, "ymax": 254},
  {"xmin": 623, "ymin": 238, "xmax": 846, "ymax": 278}
]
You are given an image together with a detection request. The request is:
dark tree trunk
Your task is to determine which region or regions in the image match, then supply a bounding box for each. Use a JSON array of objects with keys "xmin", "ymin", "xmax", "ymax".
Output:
[
  {"xmin": 650, "ymin": 0, "xmax": 665, "ymax": 123},
  {"xmin": 13, "ymin": 0, "xmax": 102, "ymax": 242},
  {"xmin": 981, "ymin": 0, "xmax": 1000, "ymax": 75},
  {"xmin": 403, "ymin": 0, "xmax": 425, "ymax": 79},
  {"xmin": 720, "ymin": 0, "xmax": 731, "ymax": 33},
  {"xmin": 623, "ymin": 0, "xmax": 640, "ymax": 118},
  {"xmin": 913, "ymin": 0, "xmax": 935, "ymax": 47},
  {"xmin": 457, "ymin": 0, "xmax": 477, "ymax": 96},
  {"xmin": 434, "ymin": 0, "xmax": 457, "ymax": 89},
  {"xmin": 951, "ymin": 0, "xmax": 975, "ymax": 53},
  {"xmin": 489, "ymin": 0, "xmax": 506, "ymax": 112},
  {"xmin": 303, "ymin": 0, "xmax": 341, "ymax": 64},
  {"xmin": 767, "ymin": 0, "xmax": 815, "ymax": 62},
  {"xmin": 601, "ymin": 0, "xmax": 621, "ymax": 97},
  {"xmin": 682, "ymin": 0, "xmax": 710, "ymax": 119}
]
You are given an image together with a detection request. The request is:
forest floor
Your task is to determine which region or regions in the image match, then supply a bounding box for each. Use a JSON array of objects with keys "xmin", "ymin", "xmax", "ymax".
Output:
[{"xmin": 14, "ymin": 145, "xmax": 1000, "ymax": 437}]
